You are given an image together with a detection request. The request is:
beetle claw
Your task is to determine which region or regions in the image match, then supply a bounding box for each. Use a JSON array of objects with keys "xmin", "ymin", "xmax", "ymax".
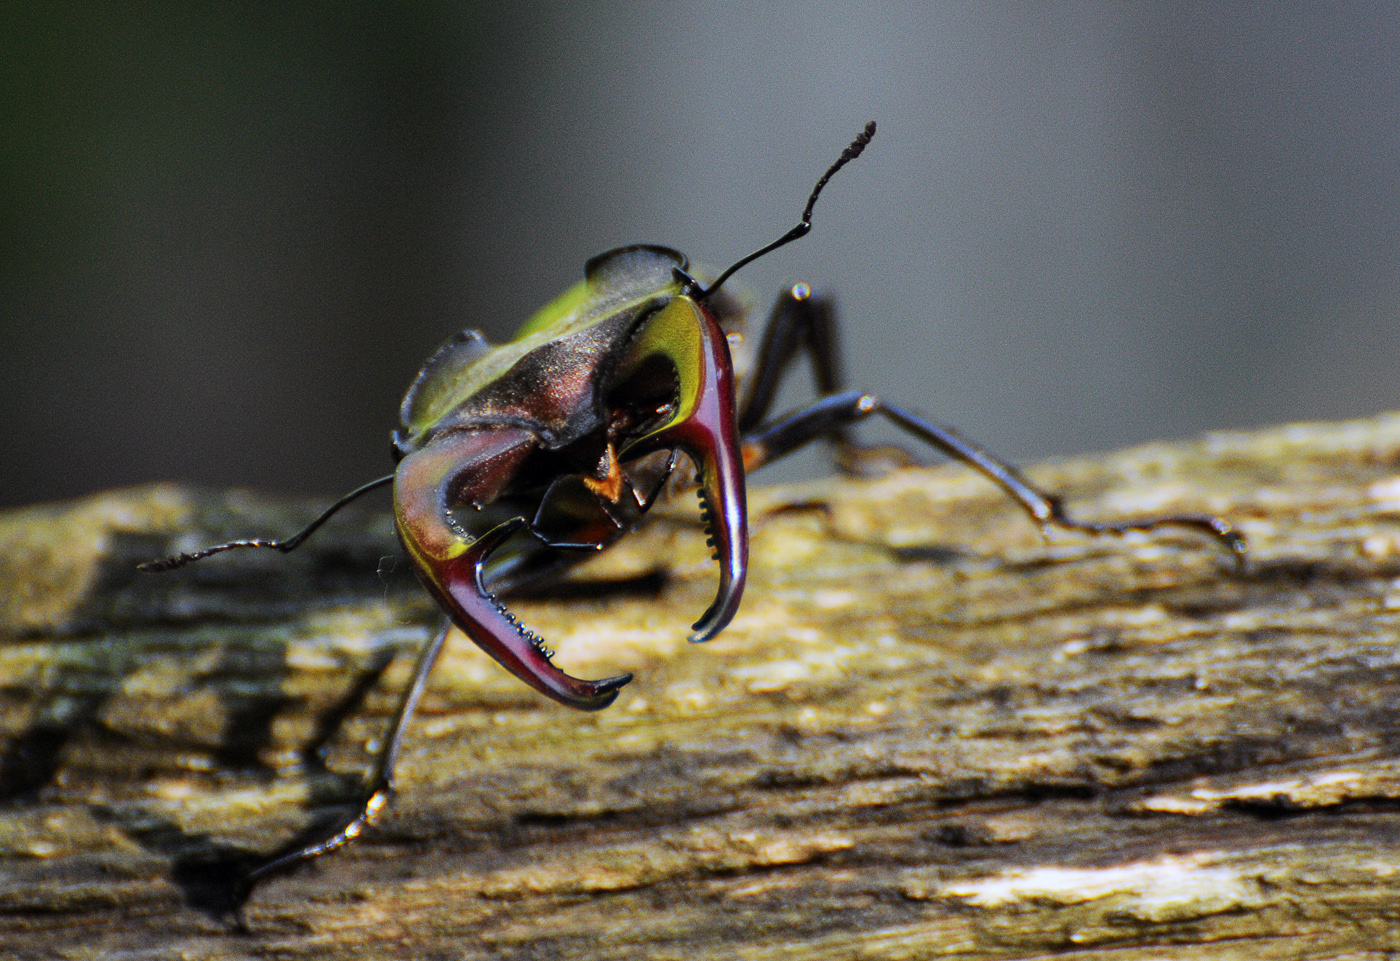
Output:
[
  {"xmin": 688, "ymin": 485, "xmax": 739, "ymax": 642},
  {"xmin": 429, "ymin": 517, "xmax": 632, "ymax": 711},
  {"xmin": 618, "ymin": 298, "xmax": 750, "ymax": 644}
]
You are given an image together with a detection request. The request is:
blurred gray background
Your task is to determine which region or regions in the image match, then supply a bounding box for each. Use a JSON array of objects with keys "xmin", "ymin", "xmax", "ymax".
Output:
[{"xmin": 3, "ymin": 2, "xmax": 1398, "ymax": 508}]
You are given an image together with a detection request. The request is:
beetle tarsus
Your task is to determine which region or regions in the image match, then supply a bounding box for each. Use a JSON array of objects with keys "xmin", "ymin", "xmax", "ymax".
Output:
[
  {"xmin": 243, "ymin": 617, "xmax": 454, "ymax": 886},
  {"xmin": 1040, "ymin": 508, "xmax": 1248, "ymax": 574},
  {"xmin": 245, "ymin": 784, "xmax": 391, "ymax": 884}
]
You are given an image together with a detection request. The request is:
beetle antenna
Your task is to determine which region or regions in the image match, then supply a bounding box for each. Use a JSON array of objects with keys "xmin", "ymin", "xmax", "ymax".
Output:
[
  {"xmin": 697, "ymin": 121, "xmax": 876, "ymax": 301},
  {"xmin": 137, "ymin": 473, "xmax": 396, "ymax": 572}
]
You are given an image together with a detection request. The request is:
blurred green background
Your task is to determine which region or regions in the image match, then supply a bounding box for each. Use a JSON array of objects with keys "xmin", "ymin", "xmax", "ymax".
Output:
[{"xmin": 3, "ymin": 3, "xmax": 1398, "ymax": 507}]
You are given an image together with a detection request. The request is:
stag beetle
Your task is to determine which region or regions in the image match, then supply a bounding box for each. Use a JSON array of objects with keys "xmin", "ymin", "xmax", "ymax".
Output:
[{"xmin": 142, "ymin": 122, "xmax": 1245, "ymax": 882}]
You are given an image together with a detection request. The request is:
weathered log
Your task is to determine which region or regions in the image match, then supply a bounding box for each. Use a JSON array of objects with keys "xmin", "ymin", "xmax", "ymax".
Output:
[{"xmin": 4, "ymin": 414, "xmax": 1400, "ymax": 959}]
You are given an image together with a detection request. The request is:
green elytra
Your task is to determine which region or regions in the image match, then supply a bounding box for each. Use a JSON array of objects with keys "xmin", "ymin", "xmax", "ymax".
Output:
[{"xmin": 395, "ymin": 247, "xmax": 690, "ymax": 450}]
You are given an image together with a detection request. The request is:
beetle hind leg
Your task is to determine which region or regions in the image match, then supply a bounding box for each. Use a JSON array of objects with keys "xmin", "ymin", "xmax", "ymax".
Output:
[{"xmin": 742, "ymin": 390, "xmax": 1246, "ymax": 570}]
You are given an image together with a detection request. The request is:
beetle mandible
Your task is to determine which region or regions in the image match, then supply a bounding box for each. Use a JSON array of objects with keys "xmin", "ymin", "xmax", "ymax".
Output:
[{"xmin": 142, "ymin": 121, "xmax": 1245, "ymax": 882}]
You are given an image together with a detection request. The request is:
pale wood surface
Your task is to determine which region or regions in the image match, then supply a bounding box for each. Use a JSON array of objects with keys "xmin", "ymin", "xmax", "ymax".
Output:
[{"xmin": 5, "ymin": 414, "xmax": 1400, "ymax": 959}]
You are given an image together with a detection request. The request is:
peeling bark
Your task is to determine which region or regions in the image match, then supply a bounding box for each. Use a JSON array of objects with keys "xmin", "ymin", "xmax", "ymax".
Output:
[{"xmin": 4, "ymin": 414, "xmax": 1400, "ymax": 959}]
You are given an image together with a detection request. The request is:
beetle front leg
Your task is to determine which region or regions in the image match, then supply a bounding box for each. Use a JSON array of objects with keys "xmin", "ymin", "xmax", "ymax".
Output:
[
  {"xmin": 247, "ymin": 618, "xmax": 454, "ymax": 884},
  {"xmin": 743, "ymin": 391, "xmax": 1247, "ymax": 568}
]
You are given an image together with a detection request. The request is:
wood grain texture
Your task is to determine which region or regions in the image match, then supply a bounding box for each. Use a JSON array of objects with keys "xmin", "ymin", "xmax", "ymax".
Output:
[{"xmin": 4, "ymin": 413, "xmax": 1400, "ymax": 959}]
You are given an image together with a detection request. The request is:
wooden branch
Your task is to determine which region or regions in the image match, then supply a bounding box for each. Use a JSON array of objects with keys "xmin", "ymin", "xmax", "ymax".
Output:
[{"xmin": 5, "ymin": 414, "xmax": 1400, "ymax": 958}]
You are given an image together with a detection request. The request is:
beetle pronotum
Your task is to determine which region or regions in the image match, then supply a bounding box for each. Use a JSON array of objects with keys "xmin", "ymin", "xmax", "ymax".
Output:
[{"xmin": 143, "ymin": 121, "xmax": 1245, "ymax": 884}]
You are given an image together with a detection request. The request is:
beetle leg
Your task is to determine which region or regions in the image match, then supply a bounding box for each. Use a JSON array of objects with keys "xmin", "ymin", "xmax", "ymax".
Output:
[
  {"xmin": 396, "ymin": 431, "xmax": 633, "ymax": 710},
  {"xmin": 247, "ymin": 618, "xmax": 455, "ymax": 884},
  {"xmin": 737, "ymin": 285, "xmax": 911, "ymax": 475},
  {"xmin": 737, "ymin": 284, "xmax": 844, "ymax": 434},
  {"xmin": 742, "ymin": 391, "xmax": 1247, "ymax": 569}
]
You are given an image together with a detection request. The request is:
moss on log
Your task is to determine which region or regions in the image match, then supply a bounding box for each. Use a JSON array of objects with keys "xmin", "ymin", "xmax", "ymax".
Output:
[{"xmin": 5, "ymin": 414, "xmax": 1400, "ymax": 958}]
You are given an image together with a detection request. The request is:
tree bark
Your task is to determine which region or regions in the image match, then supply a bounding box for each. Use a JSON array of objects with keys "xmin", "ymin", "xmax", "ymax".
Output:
[{"xmin": 4, "ymin": 414, "xmax": 1400, "ymax": 959}]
